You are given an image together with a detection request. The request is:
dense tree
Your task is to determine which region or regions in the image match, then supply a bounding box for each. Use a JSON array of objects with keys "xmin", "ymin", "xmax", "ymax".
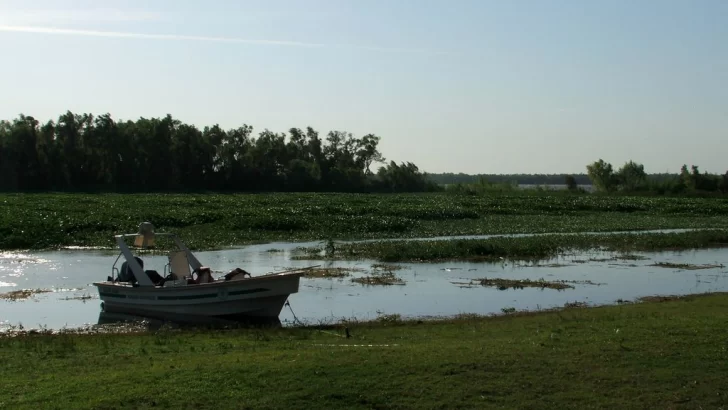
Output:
[
  {"xmin": 615, "ymin": 161, "xmax": 647, "ymax": 191},
  {"xmin": 586, "ymin": 159, "xmax": 617, "ymax": 192},
  {"xmin": 0, "ymin": 111, "xmax": 424, "ymax": 193},
  {"xmin": 427, "ymin": 173, "xmax": 592, "ymax": 186},
  {"xmin": 565, "ymin": 175, "xmax": 578, "ymax": 191},
  {"xmin": 377, "ymin": 161, "xmax": 438, "ymax": 193}
]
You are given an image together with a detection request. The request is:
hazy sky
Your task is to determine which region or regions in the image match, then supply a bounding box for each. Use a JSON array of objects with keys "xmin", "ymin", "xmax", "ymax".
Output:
[{"xmin": 0, "ymin": 0, "xmax": 726, "ymax": 174}]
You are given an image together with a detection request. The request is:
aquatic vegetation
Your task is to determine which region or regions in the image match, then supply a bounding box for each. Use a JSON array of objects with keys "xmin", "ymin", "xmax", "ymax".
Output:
[
  {"xmin": 475, "ymin": 278, "xmax": 574, "ymax": 291},
  {"xmin": 557, "ymin": 279, "xmax": 604, "ymax": 286},
  {"xmin": 614, "ymin": 254, "xmax": 650, "ymax": 261},
  {"xmin": 61, "ymin": 294, "xmax": 95, "ymax": 301},
  {"xmin": 3, "ymin": 192, "xmax": 728, "ymax": 250},
  {"xmin": 563, "ymin": 301, "xmax": 589, "ymax": 308},
  {"xmin": 649, "ymin": 262, "xmax": 725, "ymax": 270},
  {"xmin": 351, "ymin": 271, "xmax": 405, "ymax": 286},
  {"xmin": 371, "ymin": 263, "xmax": 404, "ymax": 271},
  {"xmin": 302, "ymin": 267, "xmax": 361, "ymax": 279},
  {"xmin": 297, "ymin": 229, "xmax": 728, "ymax": 263},
  {"xmin": 0, "ymin": 288, "xmax": 52, "ymax": 301},
  {"xmin": 531, "ymin": 263, "xmax": 573, "ymax": 268}
]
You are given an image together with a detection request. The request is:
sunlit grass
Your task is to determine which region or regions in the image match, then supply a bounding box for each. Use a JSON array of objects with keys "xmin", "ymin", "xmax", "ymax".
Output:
[{"xmin": 1, "ymin": 293, "xmax": 728, "ymax": 408}]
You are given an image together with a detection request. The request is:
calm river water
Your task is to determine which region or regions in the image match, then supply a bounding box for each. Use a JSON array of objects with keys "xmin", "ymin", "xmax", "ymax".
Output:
[{"xmin": 1, "ymin": 235, "xmax": 727, "ymax": 331}]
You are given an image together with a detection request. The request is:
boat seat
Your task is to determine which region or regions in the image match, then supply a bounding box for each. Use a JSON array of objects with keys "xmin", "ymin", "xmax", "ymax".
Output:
[
  {"xmin": 193, "ymin": 267, "xmax": 214, "ymax": 284},
  {"xmin": 168, "ymin": 251, "xmax": 191, "ymax": 280}
]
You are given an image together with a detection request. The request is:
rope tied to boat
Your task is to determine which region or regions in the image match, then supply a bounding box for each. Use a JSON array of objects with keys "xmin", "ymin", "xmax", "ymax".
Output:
[{"xmin": 284, "ymin": 299, "xmax": 304, "ymax": 326}]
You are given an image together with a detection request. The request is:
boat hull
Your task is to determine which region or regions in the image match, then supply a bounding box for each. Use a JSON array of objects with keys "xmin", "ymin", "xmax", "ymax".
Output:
[{"xmin": 93, "ymin": 272, "xmax": 301, "ymax": 321}]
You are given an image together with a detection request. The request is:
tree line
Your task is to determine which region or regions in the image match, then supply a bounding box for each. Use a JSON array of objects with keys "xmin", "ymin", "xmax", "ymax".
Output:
[
  {"xmin": 0, "ymin": 112, "xmax": 438, "ymax": 193},
  {"xmin": 584, "ymin": 159, "xmax": 728, "ymax": 194},
  {"xmin": 428, "ymin": 173, "xmax": 593, "ymax": 186}
]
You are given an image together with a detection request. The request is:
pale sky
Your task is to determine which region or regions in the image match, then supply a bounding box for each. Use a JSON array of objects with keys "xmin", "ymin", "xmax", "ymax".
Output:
[{"xmin": 0, "ymin": 0, "xmax": 726, "ymax": 174}]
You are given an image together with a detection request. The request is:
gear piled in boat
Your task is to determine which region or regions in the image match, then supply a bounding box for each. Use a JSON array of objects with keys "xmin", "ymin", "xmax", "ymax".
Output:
[{"xmin": 93, "ymin": 222, "xmax": 316, "ymax": 323}]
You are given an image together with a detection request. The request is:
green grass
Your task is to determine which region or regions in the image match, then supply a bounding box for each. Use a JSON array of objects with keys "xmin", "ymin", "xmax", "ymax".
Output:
[
  {"xmin": 3, "ymin": 192, "xmax": 728, "ymax": 250},
  {"xmin": 2, "ymin": 293, "xmax": 728, "ymax": 409},
  {"xmin": 298, "ymin": 229, "xmax": 728, "ymax": 262}
]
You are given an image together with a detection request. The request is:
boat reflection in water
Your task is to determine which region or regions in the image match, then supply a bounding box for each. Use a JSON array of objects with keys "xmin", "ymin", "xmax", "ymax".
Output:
[{"xmin": 97, "ymin": 310, "xmax": 283, "ymax": 331}]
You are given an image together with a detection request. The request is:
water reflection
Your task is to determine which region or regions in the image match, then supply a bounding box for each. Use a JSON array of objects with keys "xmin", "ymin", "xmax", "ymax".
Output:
[
  {"xmin": 1, "ymin": 237, "xmax": 727, "ymax": 331},
  {"xmin": 96, "ymin": 311, "xmax": 282, "ymax": 331}
]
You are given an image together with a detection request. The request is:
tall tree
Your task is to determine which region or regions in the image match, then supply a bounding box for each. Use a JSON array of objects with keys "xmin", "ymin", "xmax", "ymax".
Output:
[{"xmin": 586, "ymin": 159, "xmax": 616, "ymax": 192}]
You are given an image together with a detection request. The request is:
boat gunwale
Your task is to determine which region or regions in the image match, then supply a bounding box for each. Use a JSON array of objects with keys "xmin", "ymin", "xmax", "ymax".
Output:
[{"xmin": 92, "ymin": 271, "xmax": 304, "ymax": 292}]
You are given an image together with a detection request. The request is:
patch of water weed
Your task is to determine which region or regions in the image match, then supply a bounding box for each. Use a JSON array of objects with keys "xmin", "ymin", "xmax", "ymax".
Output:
[
  {"xmin": 555, "ymin": 279, "xmax": 605, "ymax": 286},
  {"xmin": 0, "ymin": 288, "xmax": 52, "ymax": 301},
  {"xmin": 450, "ymin": 281, "xmax": 477, "ymax": 288},
  {"xmin": 352, "ymin": 271, "xmax": 405, "ymax": 286},
  {"xmin": 614, "ymin": 254, "xmax": 649, "ymax": 261},
  {"xmin": 475, "ymin": 278, "xmax": 574, "ymax": 291},
  {"xmin": 298, "ymin": 230, "xmax": 728, "ymax": 263},
  {"xmin": 563, "ymin": 301, "xmax": 588, "ymax": 308},
  {"xmin": 637, "ymin": 295, "xmax": 685, "ymax": 303},
  {"xmin": 376, "ymin": 313, "xmax": 403, "ymax": 324},
  {"xmin": 303, "ymin": 267, "xmax": 362, "ymax": 279},
  {"xmin": 371, "ymin": 263, "xmax": 404, "ymax": 271},
  {"xmin": 649, "ymin": 262, "xmax": 725, "ymax": 270},
  {"xmin": 5, "ymin": 192, "xmax": 728, "ymax": 251},
  {"xmin": 532, "ymin": 263, "xmax": 573, "ymax": 268},
  {"xmin": 265, "ymin": 248, "xmax": 284, "ymax": 253},
  {"xmin": 61, "ymin": 294, "xmax": 95, "ymax": 301}
]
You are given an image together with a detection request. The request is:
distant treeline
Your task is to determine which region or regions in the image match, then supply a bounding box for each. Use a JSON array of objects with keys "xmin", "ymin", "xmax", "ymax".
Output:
[
  {"xmin": 586, "ymin": 159, "xmax": 728, "ymax": 195},
  {"xmin": 427, "ymin": 172, "xmax": 695, "ymax": 186},
  {"xmin": 432, "ymin": 162, "xmax": 728, "ymax": 196},
  {"xmin": 0, "ymin": 112, "xmax": 437, "ymax": 193},
  {"xmin": 427, "ymin": 173, "xmax": 593, "ymax": 186}
]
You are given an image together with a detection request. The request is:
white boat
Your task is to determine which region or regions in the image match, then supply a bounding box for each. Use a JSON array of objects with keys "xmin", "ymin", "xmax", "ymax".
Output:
[{"xmin": 93, "ymin": 222, "xmax": 311, "ymax": 324}]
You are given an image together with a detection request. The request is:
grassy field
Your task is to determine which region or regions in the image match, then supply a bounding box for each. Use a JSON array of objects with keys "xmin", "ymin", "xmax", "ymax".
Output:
[
  {"xmin": 297, "ymin": 229, "xmax": 728, "ymax": 262},
  {"xmin": 1, "ymin": 293, "xmax": 727, "ymax": 409},
  {"xmin": 2, "ymin": 192, "xmax": 728, "ymax": 250}
]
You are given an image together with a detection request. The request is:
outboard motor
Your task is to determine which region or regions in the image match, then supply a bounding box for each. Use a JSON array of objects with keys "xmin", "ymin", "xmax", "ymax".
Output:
[{"xmin": 118, "ymin": 257, "xmax": 144, "ymax": 283}]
